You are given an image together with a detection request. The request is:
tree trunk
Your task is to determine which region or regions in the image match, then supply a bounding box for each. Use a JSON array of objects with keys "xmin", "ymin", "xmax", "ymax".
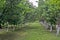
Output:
[
  {"xmin": 0, "ymin": 24, "xmax": 2, "ymax": 29},
  {"xmin": 50, "ymin": 25, "xmax": 52, "ymax": 32},
  {"xmin": 12, "ymin": 25, "xmax": 16, "ymax": 31},
  {"xmin": 7, "ymin": 28, "xmax": 9, "ymax": 32},
  {"xmin": 56, "ymin": 25, "xmax": 60, "ymax": 36}
]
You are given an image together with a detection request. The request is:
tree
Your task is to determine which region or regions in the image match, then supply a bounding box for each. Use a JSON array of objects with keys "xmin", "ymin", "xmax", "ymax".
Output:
[
  {"xmin": 0, "ymin": 0, "xmax": 38, "ymax": 30},
  {"xmin": 38, "ymin": 0, "xmax": 60, "ymax": 31},
  {"xmin": 0, "ymin": 0, "xmax": 6, "ymax": 28}
]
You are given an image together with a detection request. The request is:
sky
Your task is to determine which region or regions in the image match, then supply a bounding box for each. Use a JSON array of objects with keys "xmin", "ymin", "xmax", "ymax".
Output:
[{"xmin": 29, "ymin": 0, "xmax": 38, "ymax": 7}]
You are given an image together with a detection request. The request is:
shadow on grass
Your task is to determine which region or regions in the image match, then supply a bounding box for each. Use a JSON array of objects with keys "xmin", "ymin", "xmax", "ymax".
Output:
[
  {"xmin": 0, "ymin": 25, "xmax": 40, "ymax": 40},
  {"xmin": 0, "ymin": 32, "xmax": 19, "ymax": 40},
  {"xmin": 15, "ymin": 25, "xmax": 39, "ymax": 32}
]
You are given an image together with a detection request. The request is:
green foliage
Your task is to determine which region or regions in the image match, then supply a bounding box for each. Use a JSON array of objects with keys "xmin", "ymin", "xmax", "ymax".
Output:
[
  {"xmin": 1, "ymin": 0, "xmax": 22, "ymax": 25},
  {"xmin": 0, "ymin": 0, "xmax": 38, "ymax": 29},
  {"xmin": 38, "ymin": 0, "xmax": 60, "ymax": 25}
]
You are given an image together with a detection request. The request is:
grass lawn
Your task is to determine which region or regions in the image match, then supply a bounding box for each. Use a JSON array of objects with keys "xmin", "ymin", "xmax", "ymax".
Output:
[{"xmin": 0, "ymin": 22, "xmax": 60, "ymax": 40}]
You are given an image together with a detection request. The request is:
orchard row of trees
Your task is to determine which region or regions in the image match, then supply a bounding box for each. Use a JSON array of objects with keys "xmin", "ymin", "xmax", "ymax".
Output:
[
  {"xmin": 38, "ymin": 0, "xmax": 60, "ymax": 35},
  {"xmin": 38, "ymin": 0, "xmax": 60, "ymax": 28},
  {"xmin": 0, "ymin": 0, "xmax": 39, "ymax": 31},
  {"xmin": 0, "ymin": 0, "xmax": 60, "ymax": 31}
]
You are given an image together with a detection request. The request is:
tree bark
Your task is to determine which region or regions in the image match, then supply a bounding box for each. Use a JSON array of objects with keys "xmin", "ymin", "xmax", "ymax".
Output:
[
  {"xmin": 0, "ymin": 24, "xmax": 2, "ymax": 29},
  {"xmin": 50, "ymin": 25, "xmax": 52, "ymax": 32},
  {"xmin": 56, "ymin": 25, "xmax": 60, "ymax": 36}
]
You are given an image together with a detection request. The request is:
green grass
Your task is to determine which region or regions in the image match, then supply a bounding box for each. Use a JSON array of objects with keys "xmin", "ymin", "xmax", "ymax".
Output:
[{"xmin": 0, "ymin": 22, "xmax": 60, "ymax": 40}]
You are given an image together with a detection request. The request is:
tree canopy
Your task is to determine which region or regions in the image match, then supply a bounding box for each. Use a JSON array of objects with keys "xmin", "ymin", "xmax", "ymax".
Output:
[
  {"xmin": 0, "ymin": 0, "xmax": 38, "ymax": 28},
  {"xmin": 38, "ymin": 0, "xmax": 60, "ymax": 25}
]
